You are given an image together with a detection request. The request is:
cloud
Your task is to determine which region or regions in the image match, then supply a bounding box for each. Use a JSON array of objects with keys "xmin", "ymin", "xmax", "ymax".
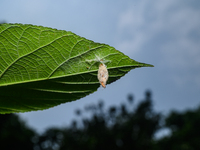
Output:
[{"xmin": 116, "ymin": 0, "xmax": 200, "ymax": 87}]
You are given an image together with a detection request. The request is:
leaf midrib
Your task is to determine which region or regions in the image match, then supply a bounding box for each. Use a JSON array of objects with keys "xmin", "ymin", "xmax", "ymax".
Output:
[{"xmin": 0, "ymin": 64, "xmax": 136, "ymax": 87}]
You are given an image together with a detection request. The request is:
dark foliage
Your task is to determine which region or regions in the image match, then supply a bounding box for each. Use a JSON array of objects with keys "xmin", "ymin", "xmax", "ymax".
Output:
[
  {"xmin": 0, "ymin": 114, "xmax": 36, "ymax": 150},
  {"xmin": 155, "ymin": 108, "xmax": 200, "ymax": 150}
]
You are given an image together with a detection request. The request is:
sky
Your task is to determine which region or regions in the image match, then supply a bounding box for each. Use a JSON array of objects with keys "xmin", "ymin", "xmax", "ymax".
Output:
[{"xmin": 0, "ymin": 0, "xmax": 200, "ymax": 134}]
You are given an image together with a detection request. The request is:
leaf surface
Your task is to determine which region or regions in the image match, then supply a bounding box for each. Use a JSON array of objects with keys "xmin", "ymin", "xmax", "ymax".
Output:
[{"xmin": 0, "ymin": 24, "xmax": 153, "ymax": 114}]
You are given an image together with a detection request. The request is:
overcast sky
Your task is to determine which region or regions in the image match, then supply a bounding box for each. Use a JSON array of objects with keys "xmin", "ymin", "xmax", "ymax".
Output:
[{"xmin": 1, "ymin": 0, "xmax": 200, "ymax": 133}]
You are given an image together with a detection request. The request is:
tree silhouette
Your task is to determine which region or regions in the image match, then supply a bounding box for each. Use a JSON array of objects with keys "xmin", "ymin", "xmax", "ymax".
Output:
[
  {"xmin": 35, "ymin": 90, "xmax": 161, "ymax": 150},
  {"xmin": 156, "ymin": 107, "xmax": 200, "ymax": 150},
  {"xmin": 1, "ymin": 90, "xmax": 200, "ymax": 150}
]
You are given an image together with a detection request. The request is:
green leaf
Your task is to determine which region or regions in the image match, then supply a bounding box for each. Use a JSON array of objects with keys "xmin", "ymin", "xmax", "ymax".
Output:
[{"xmin": 0, "ymin": 23, "xmax": 153, "ymax": 114}]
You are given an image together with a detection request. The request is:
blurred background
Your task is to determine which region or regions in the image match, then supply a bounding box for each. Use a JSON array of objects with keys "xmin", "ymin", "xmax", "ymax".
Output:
[{"xmin": 0, "ymin": 0, "xmax": 200, "ymax": 141}]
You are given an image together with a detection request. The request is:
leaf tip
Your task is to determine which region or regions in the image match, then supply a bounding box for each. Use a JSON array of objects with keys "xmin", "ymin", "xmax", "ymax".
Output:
[{"xmin": 148, "ymin": 64, "xmax": 154, "ymax": 67}]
